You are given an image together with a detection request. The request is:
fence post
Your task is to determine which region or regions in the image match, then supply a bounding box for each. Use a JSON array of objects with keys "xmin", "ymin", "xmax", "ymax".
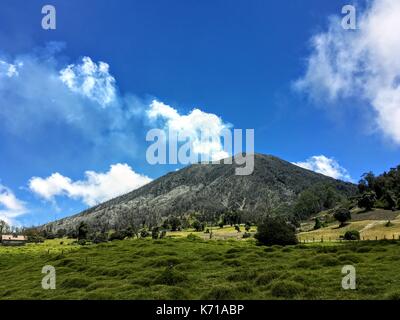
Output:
[{"xmin": 376, "ymin": 236, "xmax": 378, "ymax": 241}]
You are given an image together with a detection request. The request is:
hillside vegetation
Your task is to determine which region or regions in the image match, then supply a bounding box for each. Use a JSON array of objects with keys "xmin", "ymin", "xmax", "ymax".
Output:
[{"xmin": 1, "ymin": 237, "xmax": 400, "ymax": 300}]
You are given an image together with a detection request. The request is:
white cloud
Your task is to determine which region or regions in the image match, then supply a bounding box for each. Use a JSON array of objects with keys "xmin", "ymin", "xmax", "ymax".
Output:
[
  {"xmin": 147, "ymin": 100, "xmax": 231, "ymax": 161},
  {"xmin": 293, "ymin": 155, "xmax": 352, "ymax": 181},
  {"xmin": 0, "ymin": 60, "xmax": 21, "ymax": 78},
  {"xmin": 59, "ymin": 57, "xmax": 116, "ymax": 107},
  {"xmin": 0, "ymin": 184, "xmax": 27, "ymax": 225},
  {"xmin": 29, "ymin": 163, "xmax": 152, "ymax": 206},
  {"xmin": 0, "ymin": 47, "xmax": 141, "ymax": 160},
  {"xmin": 295, "ymin": 0, "xmax": 400, "ymax": 144}
]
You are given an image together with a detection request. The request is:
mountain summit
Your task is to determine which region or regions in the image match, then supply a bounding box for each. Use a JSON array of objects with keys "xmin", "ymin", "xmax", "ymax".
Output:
[{"xmin": 45, "ymin": 154, "xmax": 356, "ymax": 232}]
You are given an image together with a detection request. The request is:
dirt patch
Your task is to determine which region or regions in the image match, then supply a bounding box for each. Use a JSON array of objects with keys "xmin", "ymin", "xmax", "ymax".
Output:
[{"xmin": 352, "ymin": 209, "xmax": 400, "ymax": 221}]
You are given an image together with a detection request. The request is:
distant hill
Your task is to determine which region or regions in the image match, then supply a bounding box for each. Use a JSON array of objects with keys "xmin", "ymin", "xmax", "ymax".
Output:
[{"xmin": 44, "ymin": 154, "xmax": 356, "ymax": 232}]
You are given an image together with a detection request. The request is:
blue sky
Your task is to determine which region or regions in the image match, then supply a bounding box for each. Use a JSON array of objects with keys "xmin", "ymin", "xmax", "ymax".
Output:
[{"xmin": 1, "ymin": 0, "xmax": 400, "ymax": 226}]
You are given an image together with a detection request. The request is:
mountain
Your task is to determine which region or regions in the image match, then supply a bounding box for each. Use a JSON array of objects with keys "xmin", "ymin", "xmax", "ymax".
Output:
[{"xmin": 44, "ymin": 154, "xmax": 357, "ymax": 232}]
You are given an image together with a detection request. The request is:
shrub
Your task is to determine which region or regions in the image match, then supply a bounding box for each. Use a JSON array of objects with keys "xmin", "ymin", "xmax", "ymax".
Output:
[
  {"xmin": 385, "ymin": 220, "xmax": 394, "ymax": 227},
  {"xmin": 270, "ymin": 280, "xmax": 303, "ymax": 298},
  {"xmin": 218, "ymin": 222, "xmax": 224, "ymax": 229},
  {"xmin": 344, "ymin": 230, "xmax": 360, "ymax": 241},
  {"xmin": 109, "ymin": 231, "xmax": 126, "ymax": 241},
  {"xmin": 77, "ymin": 239, "xmax": 87, "ymax": 246},
  {"xmin": 333, "ymin": 208, "xmax": 351, "ymax": 227},
  {"xmin": 151, "ymin": 227, "xmax": 160, "ymax": 239},
  {"xmin": 140, "ymin": 229, "xmax": 149, "ymax": 238},
  {"xmin": 254, "ymin": 217, "xmax": 298, "ymax": 246},
  {"xmin": 234, "ymin": 225, "xmax": 241, "ymax": 233},
  {"xmin": 92, "ymin": 233, "xmax": 108, "ymax": 244},
  {"xmin": 159, "ymin": 230, "xmax": 167, "ymax": 239},
  {"xmin": 242, "ymin": 232, "xmax": 251, "ymax": 239},
  {"xmin": 245, "ymin": 223, "xmax": 251, "ymax": 232}
]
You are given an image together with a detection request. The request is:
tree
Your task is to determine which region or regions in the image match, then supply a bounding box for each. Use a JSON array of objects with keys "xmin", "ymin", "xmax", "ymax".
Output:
[
  {"xmin": 0, "ymin": 220, "xmax": 9, "ymax": 235},
  {"xmin": 56, "ymin": 229, "xmax": 66, "ymax": 238},
  {"xmin": 192, "ymin": 220, "xmax": 204, "ymax": 232},
  {"xmin": 77, "ymin": 222, "xmax": 89, "ymax": 240},
  {"xmin": 168, "ymin": 217, "xmax": 181, "ymax": 231},
  {"xmin": 254, "ymin": 217, "xmax": 298, "ymax": 246},
  {"xmin": 358, "ymin": 191, "xmax": 377, "ymax": 211},
  {"xmin": 313, "ymin": 217, "xmax": 322, "ymax": 230},
  {"xmin": 333, "ymin": 208, "xmax": 351, "ymax": 227}
]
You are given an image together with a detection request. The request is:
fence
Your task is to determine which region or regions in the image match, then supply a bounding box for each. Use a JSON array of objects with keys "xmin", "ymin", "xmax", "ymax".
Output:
[{"xmin": 298, "ymin": 234, "xmax": 400, "ymax": 243}]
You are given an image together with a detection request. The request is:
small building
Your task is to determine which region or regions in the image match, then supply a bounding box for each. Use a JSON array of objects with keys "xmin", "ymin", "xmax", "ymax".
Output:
[{"xmin": 1, "ymin": 235, "xmax": 28, "ymax": 246}]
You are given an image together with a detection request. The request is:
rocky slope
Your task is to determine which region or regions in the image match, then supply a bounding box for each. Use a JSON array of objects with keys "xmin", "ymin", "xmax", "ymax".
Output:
[{"xmin": 44, "ymin": 154, "xmax": 356, "ymax": 232}]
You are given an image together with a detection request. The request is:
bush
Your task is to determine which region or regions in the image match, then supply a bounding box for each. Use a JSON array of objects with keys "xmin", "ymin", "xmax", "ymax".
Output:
[
  {"xmin": 254, "ymin": 217, "xmax": 298, "ymax": 246},
  {"xmin": 92, "ymin": 233, "xmax": 108, "ymax": 244},
  {"xmin": 140, "ymin": 229, "xmax": 149, "ymax": 238},
  {"xmin": 218, "ymin": 222, "xmax": 224, "ymax": 229},
  {"xmin": 385, "ymin": 220, "xmax": 394, "ymax": 227},
  {"xmin": 344, "ymin": 230, "xmax": 360, "ymax": 241},
  {"xmin": 109, "ymin": 231, "xmax": 126, "ymax": 241},
  {"xmin": 234, "ymin": 225, "xmax": 241, "ymax": 233},
  {"xmin": 245, "ymin": 223, "xmax": 251, "ymax": 232},
  {"xmin": 77, "ymin": 239, "xmax": 87, "ymax": 246},
  {"xmin": 242, "ymin": 232, "xmax": 251, "ymax": 239},
  {"xmin": 333, "ymin": 208, "xmax": 351, "ymax": 227},
  {"xmin": 151, "ymin": 227, "xmax": 160, "ymax": 239}
]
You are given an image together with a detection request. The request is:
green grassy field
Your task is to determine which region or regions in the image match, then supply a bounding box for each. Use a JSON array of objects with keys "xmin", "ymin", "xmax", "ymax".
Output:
[{"xmin": 1, "ymin": 237, "xmax": 400, "ymax": 300}]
